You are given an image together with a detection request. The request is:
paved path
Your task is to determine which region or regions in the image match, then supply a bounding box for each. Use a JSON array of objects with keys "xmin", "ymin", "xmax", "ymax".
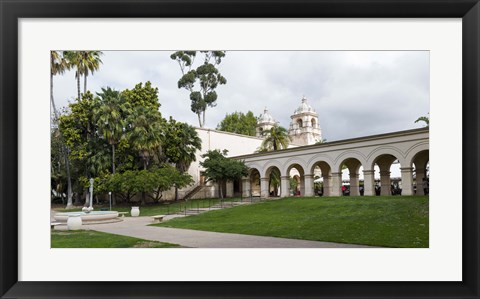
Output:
[{"xmin": 55, "ymin": 214, "xmax": 374, "ymax": 248}]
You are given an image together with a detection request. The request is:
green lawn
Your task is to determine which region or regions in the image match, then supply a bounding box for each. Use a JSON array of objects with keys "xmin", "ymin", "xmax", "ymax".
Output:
[
  {"xmin": 51, "ymin": 230, "xmax": 180, "ymax": 248},
  {"xmin": 153, "ymin": 196, "xmax": 429, "ymax": 248},
  {"xmin": 54, "ymin": 197, "xmax": 241, "ymax": 217}
]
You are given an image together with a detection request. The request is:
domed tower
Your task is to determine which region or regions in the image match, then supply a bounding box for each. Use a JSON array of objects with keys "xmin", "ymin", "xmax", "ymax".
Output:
[
  {"xmin": 256, "ymin": 108, "xmax": 276, "ymax": 137},
  {"xmin": 288, "ymin": 96, "xmax": 322, "ymax": 145}
]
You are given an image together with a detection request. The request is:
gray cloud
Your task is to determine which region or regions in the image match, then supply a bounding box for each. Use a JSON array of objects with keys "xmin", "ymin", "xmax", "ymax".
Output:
[{"xmin": 53, "ymin": 50, "xmax": 429, "ymax": 141}]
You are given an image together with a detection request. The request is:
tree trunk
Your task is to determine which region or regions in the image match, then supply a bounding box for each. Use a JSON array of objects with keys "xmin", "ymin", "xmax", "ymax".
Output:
[
  {"xmin": 64, "ymin": 145, "xmax": 74, "ymax": 209},
  {"xmin": 219, "ymin": 181, "xmax": 224, "ymax": 199},
  {"xmin": 50, "ymin": 73, "xmax": 58, "ymax": 120},
  {"xmin": 112, "ymin": 143, "xmax": 116, "ymax": 174},
  {"xmin": 84, "ymin": 73, "xmax": 87, "ymax": 94},
  {"xmin": 52, "ymin": 72, "xmax": 74, "ymax": 209},
  {"xmin": 197, "ymin": 113, "xmax": 202, "ymax": 128},
  {"xmin": 174, "ymin": 186, "xmax": 179, "ymax": 201},
  {"xmin": 202, "ymin": 110, "xmax": 206, "ymax": 128},
  {"xmin": 77, "ymin": 71, "xmax": 81, "ymax": 100}
]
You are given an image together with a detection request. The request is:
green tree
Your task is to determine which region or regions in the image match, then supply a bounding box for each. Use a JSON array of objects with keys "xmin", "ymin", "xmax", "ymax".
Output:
[
  {"xmin": 59, "ymin": 92, "xmax": 100, "ymax": 205},
  {"xmin": 200, "ymin": 149, "xmax": 249, "ymax": 199},
  {"xmin": 94, "ymin": 87, "xmax": 129, "ymax": 174},
  {"xmin": 64, "ymin": 51, "xmax": 103, "ymax": 99},
  {"xmin": 51, "ymin": 51, "xmax": 74, "ymax": 208},
  {"xmin": 162, "ymin": 117, "xmax": 202, "ymax": 200},
  {"xmin": 50, "ymin": 51, "xmax": 70, "ymax": 120},
  {"xmin": 415, "ymin": 115, "xmax": 430, "ymax": 127},
  {"xmin": 149, "ymin": 165, "xmax": 194, "ymax": 202},
  {"xmin": 260, "ymin": 125, "xmax": 291, "ymax": 151},
  {"xmin": 171, "ymin": 51, "xmax": 227, "ymax": 127},
  {"xmin": 127, "ymin": 106, "xmax": 165, "ymax": 171},
  {"xmin": 217, "ymin": 111, "xmax": 257, "ymax": 136},
  {"xmin": 121, "ymin": 81, "xmax": 160, "ymax": 111},
  {"xmin": 104, "ymin": 166, "xmax": 193, "ymax": 205},
  {"xmin": 269, "ymin": 168, "xmax": 281, "ymax": 197}
]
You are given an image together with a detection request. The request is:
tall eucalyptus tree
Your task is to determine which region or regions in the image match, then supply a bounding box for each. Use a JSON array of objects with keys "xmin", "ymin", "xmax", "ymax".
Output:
[{"xmin": 50, "ymin": 51, "xmax": 74, "ymax": 208}]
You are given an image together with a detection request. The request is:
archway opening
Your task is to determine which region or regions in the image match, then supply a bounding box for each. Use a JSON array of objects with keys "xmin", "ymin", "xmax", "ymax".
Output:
[
  {"xmin": 287, "ymin": 163, "xmax": 305, "ymax": 196},
  {"xmin": 249, "ymin": 168, "xmax": 261, "ymax": 197},
  {"xmin": 372, "ymin": 154, "xmax": 401, "ymax": 196},
  {"xmin": 297, "ymin": 119, "xmax": 303, "ymax": 128},
  {"xmin": 311, "ymin": 161, "xmax": 332, "ymax": 196},
  {"xmin": 265, "ymin": 166, "xmax": 281, "ymax": 197},
  {"xmin": 339, "ymin": 158, "xmax": 363, "ymax": 196},
  {"xmin": 412, "ymin": 150, "xmax": 429, "ymax": 196}
]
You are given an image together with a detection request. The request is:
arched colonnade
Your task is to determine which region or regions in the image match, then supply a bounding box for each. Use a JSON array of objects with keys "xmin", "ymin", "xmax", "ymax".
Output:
[{"xmin": 233, "ymin": 128, "xmax": 429, "ymax": 198}]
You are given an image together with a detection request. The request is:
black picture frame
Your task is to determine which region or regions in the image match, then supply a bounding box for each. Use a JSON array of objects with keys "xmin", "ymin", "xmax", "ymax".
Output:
[{"xmin": 1, "ymin": 1, "xmax": 479, "ymax": 298}]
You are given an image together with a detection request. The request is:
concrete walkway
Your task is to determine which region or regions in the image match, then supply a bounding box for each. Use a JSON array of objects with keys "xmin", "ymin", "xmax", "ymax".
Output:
[{"xmin": 56, "ymin": 214, "xmax": 374, "ymax": 248}]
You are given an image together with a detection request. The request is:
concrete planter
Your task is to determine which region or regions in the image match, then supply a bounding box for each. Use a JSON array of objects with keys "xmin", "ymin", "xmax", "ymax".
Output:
[
  {"xmin": 131, "ymin": 206, "xmax": 140, "ymax": 217},
  {"xmin": 67, "ymin": 215, "xmax": 82, "ymax": 230}
]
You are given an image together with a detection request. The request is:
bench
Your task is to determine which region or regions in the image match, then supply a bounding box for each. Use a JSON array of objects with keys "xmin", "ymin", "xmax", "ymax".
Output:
[
  {"xmin": 51, "ymin": 222, "xmax": 61, "ymax": 229},
  {"xmin": 118, "ymin": 212, "xmax": 128, "ymax": 218},
  {"xmin": 152, "ymin": 215, "xmax": 166, "ymax": 223}
]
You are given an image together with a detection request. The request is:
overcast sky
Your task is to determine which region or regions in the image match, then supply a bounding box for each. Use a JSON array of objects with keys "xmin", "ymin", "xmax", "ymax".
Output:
[{"xmin": 53, "ymin": 51, "xmax": 429, "ymax": 141}]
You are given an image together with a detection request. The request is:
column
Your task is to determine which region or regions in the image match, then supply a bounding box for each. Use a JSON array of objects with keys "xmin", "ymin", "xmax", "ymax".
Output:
[
  {"xmin": 363, "ymin": 170, "xmax": 375, "ymax": 196},
  {"xmin": 330, "ymin": 172, "xmax": 342, "ymax": 197},
  {"xmin": 380, "ymin": 171, "xmax": 391, "ymax": 196},
  {"xmin": 323, "ymin": 175, "xmax": 331, "ymax": 196},
  {"xmin": 260, "ymin": 178, "xmax": 269, "ymax": 198},
  {"xmin": 299, "ymin": 175, "xmax": 306, "ymax": 196},
  {"xmin": 349, "ymin": 173, "xmax": 359, "ymax": 196},
  {"xmin": 280, "ymin": 176, "xmax": 290, "ymax": 197},
  {"xmin": 400, "ymin": 167, "xmax": 414, "ymax": 196},
  {"xmin": 242, "ymin": 178, "xmax": 251, "ymax": 197},
  {"xmin": 415, "ymin": 168, "xmax": 425, "ymax": 195},
  {"xmin": 304, "ymin": 174, "xmax": 314, "ymax": 197},
  {"xmin": 226, "ymin": 181, "xmax": 234, "ymax": 198}
]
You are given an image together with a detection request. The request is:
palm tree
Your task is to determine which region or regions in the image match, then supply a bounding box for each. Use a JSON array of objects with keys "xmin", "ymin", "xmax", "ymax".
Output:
[
  {"xmin": 269, "ymin": 168, "xmax": 281, "ymax": 197},
  {"xmin": 94, "ymin": 87, "xmax": 128, "ymax": 174},
  {"xmin": 50, "ymin": 51, "xmax": 75, "ymax": 209},
  {"xmin": 163, "ymin": 118, "xmax": 202, "ymax": 200},
  {"xmin": 128, "ymin": 106, "xmax": 164, "ymax": 205},
  {"xmin": 415, "ymin": 115, "xmax": 430, "ymax": 127},
  {"xmin": 50, "ymin": 51, "xmax": 69, "ymax": 120},
  {"xmin": 261, "ymin": 125, "xmax": 291, "ymax": 151},
  {"xmin": 63, "ymin": 51, "xmax": 103, "ymax": 100},
  {"xmin": 81, "ymin": 51, "xmax": 103, "ymax": 94},
  {"xmin": 128, "ymin": 106, "xmax": 164, "ymax": 170}
]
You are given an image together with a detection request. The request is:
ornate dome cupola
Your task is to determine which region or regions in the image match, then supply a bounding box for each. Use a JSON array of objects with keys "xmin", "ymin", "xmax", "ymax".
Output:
[
  {"xmin": 256, "ymin": 108, "xmax": 276, "ymax": 137},
  {"xmin": 288, "ymin": 96, "xmax": 322, "ymax": 145}
]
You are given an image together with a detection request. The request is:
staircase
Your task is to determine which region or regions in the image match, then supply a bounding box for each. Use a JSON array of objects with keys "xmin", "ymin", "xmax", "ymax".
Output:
[{"xmin": 183, "ymin": 184, "xmax": 204, "ymax": 201}]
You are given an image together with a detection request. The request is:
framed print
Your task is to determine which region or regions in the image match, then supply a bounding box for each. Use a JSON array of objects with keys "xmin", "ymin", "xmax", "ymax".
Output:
[{"xmin": 1, "ymin": 0, "xmax": 479, "ymax": 298}]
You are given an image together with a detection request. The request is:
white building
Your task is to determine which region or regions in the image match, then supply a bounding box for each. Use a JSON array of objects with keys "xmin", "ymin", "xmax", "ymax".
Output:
[{"xmin": 164, "ymin": 96, "xmax": 320, "ymax": 200}]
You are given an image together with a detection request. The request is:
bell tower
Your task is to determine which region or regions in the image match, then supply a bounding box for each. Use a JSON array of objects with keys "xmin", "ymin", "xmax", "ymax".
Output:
[
  {"xmin": 256, "ymin": 108, "xmax": 276, "ymax": 137},
  {"xmin": 288, "ymin": 96, "xmax": 322, "ymax": 145}
]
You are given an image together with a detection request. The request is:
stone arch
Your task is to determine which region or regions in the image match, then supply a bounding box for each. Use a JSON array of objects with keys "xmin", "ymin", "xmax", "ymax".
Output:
[
  {"xmin": 311, "ymin": 118, "xmax": 316, "ymax": 128},
  {"xmin": 333, "ymin": 150, "xmax": 368, "ymax": 173},
  {"xmin": 285, "ymin": 162, "xmax": 306, "ymax": 197},
  {"xmin": 338, "ymin": 157, "xmax": 364, "ymax": 196},
  {"xmin": 307, "ymin": 154, "xmax": 335, "ymax": 174},
  {"xmin": 264, "ymin": 165, "xmax": 282, "ymax": 197},
  {"xmin": 410, "ymin": 149, "xmax": 429, "ymax": 196},
  {"xmin": 282, "ymin": 157, "xmax": 307, "ymax": 176},
  {"xmin": 248, "ymin": 167, "xmax": 261, "ymax": 197},
  {"xmin": 370, "ymin": 149, "xmax": 403, "ymax": 197},
  {"xmin": 297, "ymin": 119, "xmax": 303, "ymax": 128},
  {"xmin": 405, "ymin": 141, "xmax": 429, "ymax": 167},
  {"xmin": 366, "ymin": 146, "xmax": 406, "ymax": 170},
  {"xmin": 309, "ymin": 160, "xmax": 333, "ymax": 197},
  {"xmin": 262, "ymin": 161, "xmax": 284, "ymax": 178}
]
